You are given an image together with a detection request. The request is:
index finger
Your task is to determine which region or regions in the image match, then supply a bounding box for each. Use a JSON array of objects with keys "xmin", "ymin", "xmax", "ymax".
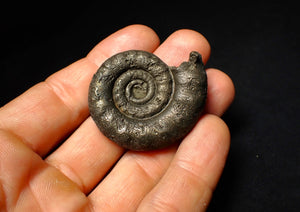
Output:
[{"xmin": 0, "ymin": 25, "xmax": 160, "ymax": 156}]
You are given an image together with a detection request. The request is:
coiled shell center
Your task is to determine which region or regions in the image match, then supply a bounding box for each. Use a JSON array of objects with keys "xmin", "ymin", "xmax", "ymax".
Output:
[{"xmin": 112, "ymin": 67, "xmax": 173, "ymax": 119}]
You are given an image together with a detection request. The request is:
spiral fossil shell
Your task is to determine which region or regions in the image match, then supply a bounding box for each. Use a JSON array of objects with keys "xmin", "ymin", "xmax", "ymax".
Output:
[{"xmin": 88, "ymin": 50, "xmax": 207, "ymax": 151}]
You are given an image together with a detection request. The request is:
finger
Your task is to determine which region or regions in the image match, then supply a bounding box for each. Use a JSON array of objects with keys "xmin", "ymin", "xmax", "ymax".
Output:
[
  {"xmin": 87, "ymin": 29, "xmax": 213, "ymax": 211},
  {"xmin": 88, "ymin": 147, "xmax": 176, "ymax": 211},
  {"xmin": 154, "ymin": 29, "xmax": 211, "ymax": 66},
  {"xmin": 0, "ymin": 24, "xmax": 160, "ymax": 156},
  {"xmin": 0, "ymin": 129, "xmax": 88, "ymax": 211},
  {"xmin": 205, "ymin": 68, "xmax": 235, "ymax": 116},
  {"xmin": 87, "ymin": 24, "xmax": 160, "ymax": 66},
  {"xmin": 154, "ymin": 30, "xmax": 235, "ymax": 116},
  {"xmin": 137, "ymin": 115, "xmax": 230, "ymax": 212},
  {"xmin": 46, "ymin": 117, "xmax": 124, "ymax": 194}
]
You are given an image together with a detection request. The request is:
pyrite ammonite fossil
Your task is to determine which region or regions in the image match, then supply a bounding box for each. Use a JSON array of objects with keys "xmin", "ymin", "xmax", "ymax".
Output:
[{"xmin": 88, "ymin": 50, "xmax": 207, "ymax": 151}]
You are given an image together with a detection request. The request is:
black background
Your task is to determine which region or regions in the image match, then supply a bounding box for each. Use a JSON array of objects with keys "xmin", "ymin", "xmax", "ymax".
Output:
[{"xmin": 1, "ymin": 1, "xmax": 299, "ymax": 211}]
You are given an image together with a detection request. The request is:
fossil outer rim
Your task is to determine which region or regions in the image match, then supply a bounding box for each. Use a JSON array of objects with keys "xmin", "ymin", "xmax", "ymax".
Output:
[{"xmin": 88, "ymin": 50, "xmax": 207, "ymax": 151}]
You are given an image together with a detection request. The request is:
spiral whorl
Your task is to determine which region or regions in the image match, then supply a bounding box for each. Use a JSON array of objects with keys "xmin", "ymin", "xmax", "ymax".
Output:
[
  {"xmin": 88, "ymin": 50, "xmax": 207, "ymax": 151},
  {"xmin": 111, "ymin": 51, "xmax": 173, "ymax": 119}
]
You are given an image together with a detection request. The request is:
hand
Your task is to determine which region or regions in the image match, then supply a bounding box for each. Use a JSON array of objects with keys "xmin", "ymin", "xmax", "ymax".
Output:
[{"xmin": 0, "ymin": 25, "xmax": 234, "ymax": 211}]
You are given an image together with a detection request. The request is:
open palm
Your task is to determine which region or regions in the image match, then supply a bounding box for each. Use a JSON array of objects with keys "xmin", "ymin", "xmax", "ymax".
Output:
[{"xmin": 0, "ymin": 25, "xmax": 234, "ymax": 211}]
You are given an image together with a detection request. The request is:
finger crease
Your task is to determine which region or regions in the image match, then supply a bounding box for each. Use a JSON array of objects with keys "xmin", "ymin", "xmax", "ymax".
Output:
[
  {"xmin": 176, "ymin": 159, "xmax": 214, "ymax": 193},
  {"xmin": 43, "ymin": 80, "xmax": 75, "ymax": 115},
  {"xmin": 132, "ymin": 158, "xmax": 158, "ymax": 182},
  {"xmin": 86, "ymin": 48, "xmax": 110, "ymax": 67},
  {"xmin": 147, "ymin": 196, "xmax": 180, "ymax": 212},
  {"xmin": 50, "ymin": 162, "xmax": 86, "ymax": 194}
]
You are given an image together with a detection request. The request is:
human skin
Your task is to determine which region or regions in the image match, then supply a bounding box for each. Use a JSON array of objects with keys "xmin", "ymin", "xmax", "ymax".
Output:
[{"xmin": 0, "ymin": 24, "xmax": 234, "ymax": 211}]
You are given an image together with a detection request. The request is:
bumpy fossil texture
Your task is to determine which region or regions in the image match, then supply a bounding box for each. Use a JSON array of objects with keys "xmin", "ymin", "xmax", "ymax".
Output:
[{"xmin": 88, "ymin": 50, "xmax": 207, "ymax": 151}]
